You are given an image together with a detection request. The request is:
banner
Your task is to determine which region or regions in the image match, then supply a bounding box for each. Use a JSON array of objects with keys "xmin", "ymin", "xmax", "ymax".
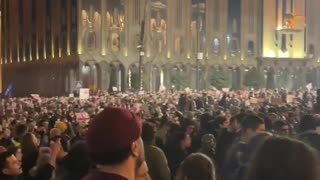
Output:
[
  {"xmin": 76, "ymin": 112, "xmax": 90, "ymax": 123},
  {"xmin": 306, "ymin": 83, "xmax": 313, "ymax": 91},
  {"xmin": 31, "ymin": 94, "xmax": 42, "ymax": 103},
  {"xmin": 79, "ymin": 88, "xmax": 90, "ymax": 100}
]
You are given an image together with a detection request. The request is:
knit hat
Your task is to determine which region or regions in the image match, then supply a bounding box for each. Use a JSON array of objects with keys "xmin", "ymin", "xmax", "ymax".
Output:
[{"xmin": 86, "ymin": 108, "xmax": 142, "ymax": 154}]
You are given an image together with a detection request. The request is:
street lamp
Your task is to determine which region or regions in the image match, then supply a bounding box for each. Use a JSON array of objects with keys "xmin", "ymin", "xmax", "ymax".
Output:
[
  {"xmin": 196, "ymin": 52, "xmax": 203, "ymax": 91},
  {"xmin": 138, "ymin": 50, "xmax": 144, "ymax": 91},
  {"xmin": 138, "ymin": 0, "xmax": 148, "ymax": 91}
]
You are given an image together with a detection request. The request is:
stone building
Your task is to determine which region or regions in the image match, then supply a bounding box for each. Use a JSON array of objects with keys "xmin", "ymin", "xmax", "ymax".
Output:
[{"xmin": 1, "ymin": 0, "xmax": 320, "ymax": 96}]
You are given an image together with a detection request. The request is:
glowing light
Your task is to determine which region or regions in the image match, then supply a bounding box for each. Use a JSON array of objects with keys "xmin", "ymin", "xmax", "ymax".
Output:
[
  {"xmin": 44, "ymin": 50, "xmax": 47, "ymax": 59},
  {"xmin": 59, "ymin": 48, "xmax": 62, "ymax": 58},
  {"xmin": 77, "ymin": 46, "xmax": 82, "ymax": 55},
  {"xmin": 167, "ymin": 51, "xmax": 171, "ymax": 59},
  {"xmin": 279, "ymin": 50, "xmax": 289, "ymax": 58},
  {"xmin": 317, "ymin": 58, "xmax": 320, "ymax": 63},
  {"xmin": 265, "ymin": 50, "xmax": 276, "ymax": 57},
  {"xmin": 124, "ymin": 49, "xmax": 128, "ymax": 57},
  {"xmin": 128, "ymin": 69, "xmax": 132, "ymax": 89},
  {"xmin": 101, "ymin": 49, "xmax": 106, "ymax": 56},
  {"xmin": 187, "ymin": 53, "xmax": 190, "ymax": 59},
  {"xmin": 36, "ymin": 42, "xmax": 40, "ymax": 61},
  {"xmin": 224, "ymin": 55, "xmax": 227, "ymax": 60},
  {"xmin": 67, "ymin": 51, "xmax": 71, "ymax": 56},
  {"xmin": 23, "ymin": 56, "xmax": 26, "ymax": 62},
  {"xmin": 147, "ymin": 52, "xmax": 150, "ymax": 58},
  {"xmin": 241, "ymin": 56, "xmax": 244, "ymax": 61}
]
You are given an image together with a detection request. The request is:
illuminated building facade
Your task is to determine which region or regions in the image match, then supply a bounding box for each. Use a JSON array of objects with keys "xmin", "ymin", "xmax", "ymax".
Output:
[{"xmin": 1, "ymin": 0, "xmax": 320, "ymax": 96}]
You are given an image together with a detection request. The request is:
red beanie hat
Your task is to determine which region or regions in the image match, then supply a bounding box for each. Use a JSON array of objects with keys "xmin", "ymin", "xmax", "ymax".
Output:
[{"xmin": 86, "ymin": 107, "xmax": 142, "ymax": 154}]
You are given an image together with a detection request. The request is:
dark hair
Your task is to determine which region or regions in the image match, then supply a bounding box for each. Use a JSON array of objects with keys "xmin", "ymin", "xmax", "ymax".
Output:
[
  {"xmin": 241, "ymin": 115, "xmax": 264, "ymax": 131},
  {"xmin": 166, "ymin": 131, "xmax": 188, "ymax": 153},
  {"xmin": 89, "ymin": 146, "xmax": 132, "ymax": 166},
  {"xmin": 0, "ymin": 151, "xmax": 13, "ymax": 177},
  {"xmin": 246, "ymin": 137, "xmax": 320, "ymax": 180},
  {"xmin": 21, "ymin": 133, "xmax": 37, "ymax": 157},
  {"xmin": 215, "ymin": 116, "xmax": 227, "ymax": 126},
  {"xmin": 299, "ymin": 114, "xmax": 316, "ymax": 132},
  {"xmin": 230, "ymin": 113, "xmax": 247, "ymax": 124},
  {"xmin": 62, "ymin": 141, "xmax": 91, "ymax": 179},
  {"xmin": 14, "ymin": 124, "xmax": 28, "ymax": 141},
  {"xmin": 273, "ymin": 120, "xmax": 289, "ymax": 132},
  {"xmin": 142, "ymin": 122, "xmax": 156, "ymax": 143},
  {"xmin": 177, "ymin": 153, "xmax": 215, "ymax": 180}
]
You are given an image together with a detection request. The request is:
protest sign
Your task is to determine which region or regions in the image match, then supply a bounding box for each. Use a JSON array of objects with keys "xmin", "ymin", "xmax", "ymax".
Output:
[
  {"xmin": 79, "ymin": 88, "xmax": 90, "ymax": 100},
  {"xmin": 75, "ymin": 112, "xmax": 90, "ymax": 123},
  {"xmin": 31, "ymin": 94, "xmax": 42, "ymax": 103}
]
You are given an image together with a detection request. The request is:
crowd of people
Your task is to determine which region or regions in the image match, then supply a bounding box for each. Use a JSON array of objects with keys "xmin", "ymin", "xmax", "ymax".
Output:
[{"xmin": 0, "ymin": 88, "xmax": 320, "ymax": 180}]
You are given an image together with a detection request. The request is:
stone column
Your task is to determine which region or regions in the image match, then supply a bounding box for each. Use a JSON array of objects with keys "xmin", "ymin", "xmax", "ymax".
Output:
[
  {"xmin": 163, "ymin": 65, "xmax": 171, "ymax": 89},
  {"xmin": 101, "ymin": 0, "xmax": 107, "ymax": 56},
  {"xmin": 66, "ymin": 0, "xmax": 71, "ymax": 55},
  {"xmin": 121, "ymin": 65, "xmax": 128, "ymax": 92},
  {"xmin": 77, "ymin": 0, "xmax": 83, "ymax": 54},
  {"xmin": 142, "ymin": 63, "xmax": 151, "ymax": 91},
  {"xmin": 167, "ymin": 0, "xmax": 175, "ymax": 57},
  {"xmin": 266, "ymin": 69, "xmax": 276, "ymax": 89}
]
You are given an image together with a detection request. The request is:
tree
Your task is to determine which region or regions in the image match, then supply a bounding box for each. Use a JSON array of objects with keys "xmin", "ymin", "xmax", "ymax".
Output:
[
  {"xmin": 171, "ymin": 73, "xmax": 189, "ymax": 90},
  {"xmin": 131, "ymin": 72, "xmax": 140, "ymax": 90},
  {"xmin": 243, "ymin": 69, "xmax": 266, "ymax": 88},
  {"xmin": 210, "ymin": 70, "xmax": 231, "ymax": 89}
]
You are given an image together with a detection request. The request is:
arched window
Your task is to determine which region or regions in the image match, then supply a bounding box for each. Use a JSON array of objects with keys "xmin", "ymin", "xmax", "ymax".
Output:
[
  {"xmin": 247, "ymin": 41, "xmax": 254, "ymax": 56},
  {"xmin": 212, "ymin": 38, "xmax": 220, "ymax": 54},
  {"xmin": 86, "ymin": 31, "xmax": 96, "ymax": 49},
  {"xmin": 308, "ymin": 44, "xmax": 315, "ymax": 58},
  {"xmin": 281, "ymin": 34, "xmax": 287, "ymax": 53},
  {"xmin": 229, "ymin": 38, "xmax": 239, "ymax": 55}
]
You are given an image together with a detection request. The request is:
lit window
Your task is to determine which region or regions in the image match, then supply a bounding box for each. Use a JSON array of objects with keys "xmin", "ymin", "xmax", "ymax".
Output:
[
  {"xmin": 308, "ymin": 44, "xmax": 315, "ymax": 58},
  {"xmin": 247, "ymin": 41, "xmax": 254, "ymax": 56},
  {"xmin": 212, "ymin": 38, "xmax": 220, "ymax": 54}
]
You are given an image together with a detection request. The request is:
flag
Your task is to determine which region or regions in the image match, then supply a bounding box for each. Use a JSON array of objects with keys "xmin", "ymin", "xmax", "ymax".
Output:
[
  {"xmin": 4, "ymin": 84, "xmax": 13, "ymax": 97},
  {"xmin": 306, "ymin": 83, "xmax": 313, "ymax": 91}
]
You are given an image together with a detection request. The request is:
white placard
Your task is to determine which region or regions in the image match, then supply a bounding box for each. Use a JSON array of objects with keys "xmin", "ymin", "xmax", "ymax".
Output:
[
  {"xmin": 31, "ymin": 94, "xmax": 42, "ymax": 103},
  {"xmin": 76, "ymin": 112, "xmax": 90, "ymax": 123},
  {"xmin": 79, "ymin": 88, "xmax": 90, "ymax": 100}
]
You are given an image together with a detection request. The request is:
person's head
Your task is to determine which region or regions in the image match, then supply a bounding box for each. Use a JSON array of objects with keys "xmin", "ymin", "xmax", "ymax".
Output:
[
  {"xmin": 0, "ymin": 152, "xmax": 22, "ymax": 178},
  {"xmin": 246, "ymin": 137, "xmax": 320, "ymax": 180},
  {"xmin": 63, "ymin": 141, "xmax": 90, "ymax": 178},
  {"xmin": 241, "ymin": 115, "xmax": 265, "ymax": 142},
  {"xmin": 169, "ymin": 132, "xmax": 192, "ymax": 151},
  {"xmin": 201, "ymin": 134, "xmax": 216, "ymax": 151},
  {"xmin": 299, "ymin": 114, "xmax": 316, "ymax": 133},
  {"xmin": 273, "ymin": 120, "xmax": 290, "ymax": 136},
  {"xmin": 184, "ymin": 120, "xmax": 197, "ymax": 135},
  {"xmin": 142, "ymin": 122, "xmax": 156, "ymax": 144},
  {"xmin": 177, "ymin": 153, "xmax": 216, "ymax": 180},
  {"xmin": 7, "ymin": 146, "xmax": 22, "ymax": 162},
  {"xmin": 229, "ymin": 113, "xmax": 246, "ymax": 132},
  {"xmin": 214, "ymin": 116, "xmax": 230, "ymax": 129},
  {"xmin": 86, "ymin": 108, "xmax": 144, "ymax": 175},
  {"xmin": 21, "ymin": 133, "xmax": 39, "ymax": 156},
  {"xmin": 14, "ymin": 124, "xmax": 28, "ymax": 140},
  {"xmin": 2, "ymin": 128, "xmax": 11, "ymax": 139}
]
